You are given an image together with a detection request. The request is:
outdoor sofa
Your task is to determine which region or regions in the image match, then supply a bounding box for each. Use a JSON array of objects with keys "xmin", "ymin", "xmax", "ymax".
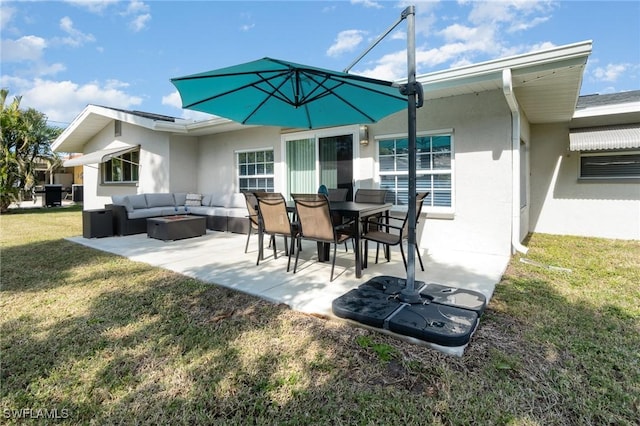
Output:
[{"xmin": 107, "ymin": 192, "xmax": 250, "ymax": 236}]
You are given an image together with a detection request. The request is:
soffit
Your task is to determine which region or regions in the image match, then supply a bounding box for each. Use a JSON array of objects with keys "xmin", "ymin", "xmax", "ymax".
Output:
[{"xmin": 417, "ymin": 41, "xmax": 591, "ymax": 124}]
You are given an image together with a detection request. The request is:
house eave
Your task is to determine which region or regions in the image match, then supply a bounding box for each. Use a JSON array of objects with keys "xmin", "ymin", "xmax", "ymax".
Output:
[
  {"xmin": 414, "ymin": 40, "xmax": 592, "ymax": 123},
  {"xmin": 52, "ymin": 105, "xmax": 254, "ymax": 153},
  {"xmin": 52, "ymin": 105, "xmax": 185, "ymax": 153}
]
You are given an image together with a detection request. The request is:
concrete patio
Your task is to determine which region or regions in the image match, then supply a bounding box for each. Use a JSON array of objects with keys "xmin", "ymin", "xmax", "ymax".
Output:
[{"xmin": 68, "ymin": 229, "xmax": 510, "ymax": 355}]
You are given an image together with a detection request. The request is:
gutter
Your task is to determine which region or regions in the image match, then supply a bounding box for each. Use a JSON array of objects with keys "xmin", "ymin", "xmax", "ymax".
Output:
[{"xmin": 502, "ymin": 68, "xmax": 529, "ymax": 255}]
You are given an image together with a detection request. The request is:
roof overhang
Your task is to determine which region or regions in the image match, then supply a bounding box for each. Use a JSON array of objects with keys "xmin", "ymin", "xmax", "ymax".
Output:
[
  {"xmin": 569, "ymin": 124, "xmax": 640, "ymax": 151},
  {"xmin": 415, "ymin": 41, "xmax": 592, "ymax": 123},
  {"xmin": 51, "ymin": 105, "xmax": 249, "ymax": 153},
  {"xmin": 63, "ymin": 145, "xmax": 140, "ymax": 167},
  {"xmin": 53, "ymin": 41, "xmax": 593, "ymax": 154}
]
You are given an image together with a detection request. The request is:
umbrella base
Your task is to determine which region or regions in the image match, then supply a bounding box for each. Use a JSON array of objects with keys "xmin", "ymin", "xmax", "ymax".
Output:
[{"xmin": 332, "ymin": 276, "xmax": 487, "ymax": 348}]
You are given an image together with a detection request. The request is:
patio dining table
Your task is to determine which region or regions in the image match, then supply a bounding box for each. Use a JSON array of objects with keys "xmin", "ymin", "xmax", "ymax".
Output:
[{"xmin": 286, "ymin": 200, "xmax": 392, "ymax": 279}]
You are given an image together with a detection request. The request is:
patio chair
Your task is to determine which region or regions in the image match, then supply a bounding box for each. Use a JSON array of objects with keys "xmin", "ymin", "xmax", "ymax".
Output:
[
  {"xmin": 255, "ymin": 192, "xmax": 298, "ymax": 272},
  {"xmin": 351, "ymin": 188, "xmax": 389, "ymax": 255},
  {"xmin": 362, "ymin": 192, "xmax": 429, "ymax": 272},
  {"xmin": 325, "ymin": 187, "xmax": 350, "ymax": 250},
  {"xmin": 354, "ymin": 188, "xmax": 388, "ymax": 204},
  {"xmin": 292, "ymin": 193, "xmax": 354, "ymax": 282},
  {"xmin": 242, "ymin": 192, "xmax": 260, "ymax": 253},
  {"xmin": 327, "ymin": 188, "xmax": 349, "ymax": 202},
  {"xmin": 353, "ymin": 188, "xmax": 389, "ymax": 229}
]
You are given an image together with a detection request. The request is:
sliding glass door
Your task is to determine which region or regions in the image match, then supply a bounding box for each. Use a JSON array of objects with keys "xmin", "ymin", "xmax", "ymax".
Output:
[
  {"xmin": 319, "ymin": 135, "xmax": 353, "ymax": 200},
  {"xmin": 285, "ymin": 132, "xmax": 354, "ymax": 200}
]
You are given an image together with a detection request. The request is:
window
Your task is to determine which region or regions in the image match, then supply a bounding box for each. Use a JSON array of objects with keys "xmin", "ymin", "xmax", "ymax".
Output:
[
  {"xmin": 238, "ymin": 149, "xmax": 274, "ymax": 192},
  {"xmin": 378, "ymin": 132, "xmax": 453, "ymax": 210},
  {"xmin": 579, "ymin": 151, "xmax": 640, "ymax": 179},
  {"xmin": 102, "ymin": 150, "xmax": 139, "ymax": 183}
]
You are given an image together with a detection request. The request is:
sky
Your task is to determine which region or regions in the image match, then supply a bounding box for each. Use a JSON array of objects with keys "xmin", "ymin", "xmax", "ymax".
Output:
[{"xmin": 1, "ymin": 0, "xmax": 639, "ymax": 127}]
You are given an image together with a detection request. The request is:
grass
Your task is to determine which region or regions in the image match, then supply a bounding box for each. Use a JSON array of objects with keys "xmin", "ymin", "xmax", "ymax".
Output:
[{"xmin": 1, "ymin": 205, "xmax": 639, "ymax": 425}]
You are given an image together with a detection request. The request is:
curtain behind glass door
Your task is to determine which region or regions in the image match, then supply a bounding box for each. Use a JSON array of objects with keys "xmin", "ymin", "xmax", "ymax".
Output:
[{"xmin": 286, "ymin": 138, "xmax": 315, "ymax": 200}]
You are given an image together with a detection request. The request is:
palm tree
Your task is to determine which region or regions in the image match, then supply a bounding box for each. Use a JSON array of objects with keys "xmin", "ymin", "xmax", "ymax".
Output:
[{"xmin": 0, "ymin": 89, "xmax": 62, "ymax": 212}]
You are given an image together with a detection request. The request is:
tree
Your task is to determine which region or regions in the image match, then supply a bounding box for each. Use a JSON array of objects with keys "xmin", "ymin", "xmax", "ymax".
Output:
[{"xmin": 0, "ymin": 89, "xmax": 62, "ymax": 213}]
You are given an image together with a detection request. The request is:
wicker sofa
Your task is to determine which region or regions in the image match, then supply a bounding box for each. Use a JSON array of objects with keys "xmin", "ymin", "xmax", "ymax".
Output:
[{"xmin": 107, "ymin": 192, "xmax": 250, "ymax": 236}]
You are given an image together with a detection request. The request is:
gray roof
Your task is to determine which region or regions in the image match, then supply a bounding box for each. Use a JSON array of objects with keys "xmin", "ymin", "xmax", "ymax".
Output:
[
  {"xmin": 96, "ymin": 105, "xmax": 178, "ymax": 122},
  {"xmin": 576, "ymin": 90, "xmax": 640, "ymax": 109}
]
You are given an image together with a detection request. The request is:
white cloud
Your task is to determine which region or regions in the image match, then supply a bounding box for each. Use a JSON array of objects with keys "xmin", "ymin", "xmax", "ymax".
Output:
[
  {"xmin": 1, "ymin": 76, "xmax": 143, "ymax": 123},
  {"xmin": 350, "ymin": 1, "xmax": 566, "ymax": 82},
  {"xmin": 357, "ymin": 50, "xmax": 406, "ymax": 81},
  {"xmin": 162, "ymin": 91, "xmax": 216, "ymax": 122},
  {"xmin": 240, "ymin": 23, "xmax": 255, "ymax": 32},
  {"xmin": 327, "ymin": 30, "xmax": 367, "ymax": 57},
  {"xmin": 439, "ymin": 23, "xmax": 479, "ymax": 43},
  {"xmin": 592, "ymin": 63, "xmax": 630, "ymax": 83},
  {"xmin": 1, "ymin": 35, "xmax": 47, "ymax": 62},
  {"xmin": 467, "ymin": 0, "xmax": 555, "ymax": 33},
  {"xmin": 57, "ymin": 16, "xmax": 96, "ymax": 47},
  {"xmin": 65, "ymin": 0, "xmax": 150, "ymax": 31},
  {"xmin": 126, "ymin": 0, "xmax": 149, "ymax": 15},
  {"xmin": 130, "ymin": 13, "xmax": 151, "ymax": 32},
  {"xmin": 350, "ymin": 0, "xmax": 383, "ymax": 9},
  {"xmin": 0, "ymin": 4, "xmax": 16, "ymax": 28},
  {"xmin": 122, "ymin": 0, "xmax": 151, "ymax": 32},
  {"xmin": 391, "ymin": 30, "xmax": 406, "ymax": 41},
  {"xmin": 64, "ymin": 0, "xmax": 119, "ymax": 14}
]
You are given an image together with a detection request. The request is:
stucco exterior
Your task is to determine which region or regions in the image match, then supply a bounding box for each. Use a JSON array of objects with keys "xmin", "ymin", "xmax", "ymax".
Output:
[
  {"xmin": 369, "ymin": 90, "xmax": 517, "ymax": 257},
  {"xmin": 530, "ymin": 123, "xmax": 640, "ymax": 240},
  {"xmin": 55, "ymin": 40, "xmax": 639, "ymax": 258},
  {"xmin": 82, "ymin": 121, "xmax": 191, "ymax": 210}
]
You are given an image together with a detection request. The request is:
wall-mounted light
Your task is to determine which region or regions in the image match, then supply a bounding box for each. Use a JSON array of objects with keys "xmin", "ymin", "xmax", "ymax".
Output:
[{"xmin": 359, "ymin": 125, "xmax": 369, "ymax": 145}]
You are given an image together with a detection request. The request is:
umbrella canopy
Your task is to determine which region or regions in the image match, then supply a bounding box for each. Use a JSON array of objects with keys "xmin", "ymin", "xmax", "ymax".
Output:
[{"xmin": 171, "ymin": 57, "xmax": 407, "ymax": 129}]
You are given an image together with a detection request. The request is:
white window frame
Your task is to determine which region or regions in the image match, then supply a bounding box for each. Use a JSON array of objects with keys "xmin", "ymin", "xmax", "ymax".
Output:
[
  {"xmin": 236, "ymin": 148, "xmax": 275, "ymax": 192},
  {"xmin": 375, "ymin": 129, "xmax": 455, "ymax": 214},
  {"xmin": 101, "ymin": 149, "xmax": 139, "ymax": 184},
  {"xmin": 280, "ymin": 125, "xmax": 360, "ymax": 199},
  {"xmin": 578, "ymin": 150, "xmax": 640, "ymax": 180}
]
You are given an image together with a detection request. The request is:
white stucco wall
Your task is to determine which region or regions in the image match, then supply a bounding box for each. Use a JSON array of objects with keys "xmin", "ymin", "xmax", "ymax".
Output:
[
  {"xmin": 81, "ymin": 121, "xmax": 173, "ymax": 209},
  {"xmin": 369, "ymin": 90, "xmax": 515, "ymax": 257},
  {"xmin": 169, "ymin": 135, "xmax": 198, "ymax": 193},
  {"xmin": 530, "ymin": 123, "xmax": 640, "ymax": 240},
  {"xmin": 197, "ymin": 126, "xmax": 282, "ymax": 195}
]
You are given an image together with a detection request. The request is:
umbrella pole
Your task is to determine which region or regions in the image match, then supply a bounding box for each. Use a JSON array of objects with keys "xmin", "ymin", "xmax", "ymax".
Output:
[{"xmin": 398, "ymin": 5, "xmax": 422, "ymax": 304}]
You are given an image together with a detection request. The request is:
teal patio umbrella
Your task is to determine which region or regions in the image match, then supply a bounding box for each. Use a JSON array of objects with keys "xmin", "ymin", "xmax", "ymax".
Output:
[
  {"xmin": 170, "ymin": 57, "xmax": 407, "ymax": 129},
  {"xmin": 172, "ymin": 6, "xmax": 424, "ymax": 302}
]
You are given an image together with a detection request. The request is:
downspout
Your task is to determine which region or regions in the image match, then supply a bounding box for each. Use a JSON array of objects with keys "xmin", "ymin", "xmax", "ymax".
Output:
[{"xmin": 502, "ymin": 68, "xmax": 529, "ymax": 255}]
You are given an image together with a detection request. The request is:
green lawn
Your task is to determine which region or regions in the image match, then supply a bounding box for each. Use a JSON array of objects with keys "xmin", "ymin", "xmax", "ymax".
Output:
[{"xmin": 1, "ymin": 205, "xmax": 638, "ymax": 425}]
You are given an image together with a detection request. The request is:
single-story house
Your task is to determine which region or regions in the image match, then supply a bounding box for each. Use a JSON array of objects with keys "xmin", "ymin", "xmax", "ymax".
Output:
[{"xmin": 52, "ymin": 40, "xmax": 640, "ymax": 258}]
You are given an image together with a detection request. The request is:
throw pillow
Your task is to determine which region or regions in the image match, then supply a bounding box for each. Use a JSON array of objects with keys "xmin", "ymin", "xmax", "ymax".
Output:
[{"xmin": 185, "ymin": 193, "xmax": 202, "ymax": 207}]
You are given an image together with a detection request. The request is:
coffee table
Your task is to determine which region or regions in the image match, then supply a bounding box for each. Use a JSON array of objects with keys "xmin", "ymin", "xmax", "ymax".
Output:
[{"xmin": 147, "ymin": 215, "xmax": 206, "ymax": 241}]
